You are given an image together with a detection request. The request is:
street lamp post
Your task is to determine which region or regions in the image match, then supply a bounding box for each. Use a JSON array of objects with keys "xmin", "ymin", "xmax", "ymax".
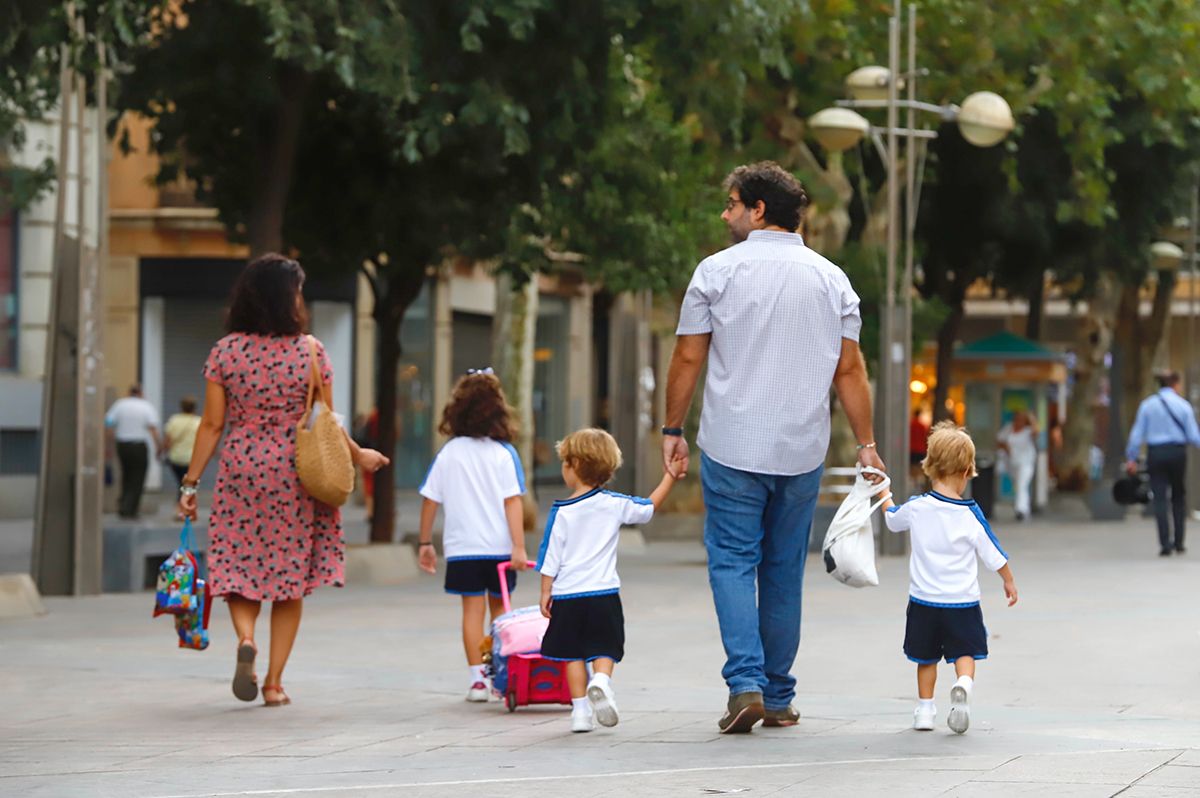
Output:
[{"xmin": 808, "ymin": 1, "xmax": 1013, "ymax": 553}]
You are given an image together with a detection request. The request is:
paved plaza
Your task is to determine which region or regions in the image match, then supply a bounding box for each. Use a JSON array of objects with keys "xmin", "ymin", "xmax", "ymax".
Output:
[{"xmin": 3, "ymin": 502, "xmax": 1200, "ymax": 797}]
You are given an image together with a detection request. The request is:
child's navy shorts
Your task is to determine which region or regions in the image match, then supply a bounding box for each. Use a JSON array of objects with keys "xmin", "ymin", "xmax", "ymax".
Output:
[
  {"xmin": 540, "ymin": 592, "xmax": 625, "ymax": 663},
  {"xmin": 903, "ymin": 598, "xmax": 989, "ymax": 664},
  {"xmin": 444, "ymin": 556, "xmax": 516, "ymax": 596}
]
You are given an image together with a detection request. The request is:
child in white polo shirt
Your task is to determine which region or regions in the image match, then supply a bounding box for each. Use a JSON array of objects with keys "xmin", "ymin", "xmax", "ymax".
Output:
[
  {"xmin": 418, "ymin": 370, "xmax": 528, "ymax": 702},
  {"xmin": 882, "ymin": 421, "xmax": 1018, "ymax": 735},
  {"xmin": 537, "ymin": 428, "xmax": 682, "ymax": 733}
]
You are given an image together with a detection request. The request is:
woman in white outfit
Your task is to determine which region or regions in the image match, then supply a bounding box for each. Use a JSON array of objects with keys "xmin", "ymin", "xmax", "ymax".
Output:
[{"xmin": 998, "ymin": 411, "xmax": 1038, "ymax": 521}]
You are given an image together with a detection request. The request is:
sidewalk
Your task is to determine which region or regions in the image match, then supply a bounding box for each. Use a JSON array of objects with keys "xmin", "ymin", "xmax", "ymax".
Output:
[{"xmin": 3, "ymin": 504, "xmax": 1200, "ymax": 796}]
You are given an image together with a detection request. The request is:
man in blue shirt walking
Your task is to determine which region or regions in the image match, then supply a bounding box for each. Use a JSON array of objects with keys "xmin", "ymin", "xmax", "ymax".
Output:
[{"xmin": 1125, "ymin": 370, "xmax": 1200, "ymax": 556}]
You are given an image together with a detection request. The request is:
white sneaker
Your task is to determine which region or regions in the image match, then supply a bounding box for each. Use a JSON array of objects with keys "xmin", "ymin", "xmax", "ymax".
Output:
[
  {"xmin": 587, "ymin": 677, "xmax": 619, "ymax": 727},
  {"xmin": 466, "ymin": 681, "xmax": 489, "ymax": 703},
  {"xmin": 571, "ymin": 709, "xmax": 595, "ymax": 733},
  {"xmin": 948, "ymin": 683, "xmax": 971, "ymax": 734},
  {"xmin": 913, "ymin": 704, "xmax": 936, "ymax": 731}
]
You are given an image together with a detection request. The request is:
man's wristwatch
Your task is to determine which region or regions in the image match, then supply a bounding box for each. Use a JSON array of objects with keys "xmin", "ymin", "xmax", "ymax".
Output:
[
  {"xmin": 661, "ymin": 426, "xmax": 684, "ymax": 437},
  {"xmin": 179, "ymin": 476, "xmax": 199, "ymax": 497}
]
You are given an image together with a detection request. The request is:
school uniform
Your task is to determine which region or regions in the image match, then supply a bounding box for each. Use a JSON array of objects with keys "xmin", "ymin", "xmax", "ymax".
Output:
[
  {"xmin": 884, "ymin": 491, "xmax": 1009, "ymax": 665},
  {"xmin": 536, "ymin": 488, "xmax": 654, "ymax": 662},
  {"xmin": 419, "ymin": 436, "xmax": 525, "ymax": 596}
]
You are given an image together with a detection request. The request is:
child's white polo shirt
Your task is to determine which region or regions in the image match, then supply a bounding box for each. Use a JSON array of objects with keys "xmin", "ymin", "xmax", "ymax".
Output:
[
  {"xmin": 884, "ymin": 491, "xmax": 1008, "ymax": 606},
  {"xmin": 419, "ymin": 436, "xmax": 525, "ymax": 559},
  {"xmin": 536, "ymin": 489, "xmax": 654, "ymax": 597}
]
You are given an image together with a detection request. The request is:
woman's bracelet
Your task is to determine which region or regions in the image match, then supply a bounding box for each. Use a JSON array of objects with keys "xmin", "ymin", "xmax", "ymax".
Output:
[
  {"xmin": 418, "ymin": 542, "xmax": 434, "ymax": 548},
  {"xmin": 856, "ymin": 442, "xmax": 876, "ymax": 450}
]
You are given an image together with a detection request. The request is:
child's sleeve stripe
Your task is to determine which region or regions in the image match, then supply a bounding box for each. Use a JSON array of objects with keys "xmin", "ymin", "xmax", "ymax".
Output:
[
  {"xmin": 968, "ymin": 503, "xmax": 1008, "ymax": 560},
  {"xmin": 500, "ymin": 441, "xmax": 526, "ymax": 493}
]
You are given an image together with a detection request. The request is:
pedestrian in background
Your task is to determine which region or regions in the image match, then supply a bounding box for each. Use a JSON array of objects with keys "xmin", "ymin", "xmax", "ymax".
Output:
[
  {"xmin": 416, "ymin": 369, "xmax": 528, "ymax": 702},
  {"xmin": 910, "ymin": 408, "xmax": 931, "ymax": 488},
  {"xmin": 164, "ymin": 397, "xmax": 202, "ymax": 521},
  {"xmin": 664, "ymin": 161, "xmax": 883, "ymax": 734},
  {"xmin": 105, "ymin": 384, "xmax": 163, "ymax": 519},
  {"xmin": 997, "ymin": 410, "xmax": 1038, "ymax": 521},
  {"xmin": 164, "ymin": 397, "xmax": 201, "ymax": 485},
  {"xmin": 1125, "ymin": 370, "xmax": 1200, "ymax": 556},
  {"xmin": 177, "ymin": 253, "xmax": 389, "ymax": 707}
]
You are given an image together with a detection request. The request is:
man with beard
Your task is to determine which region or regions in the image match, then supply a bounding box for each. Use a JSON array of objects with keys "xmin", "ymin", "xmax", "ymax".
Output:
[{"xmin": 663, "ymin": 161, "xmax": 884, "ymax": 733}]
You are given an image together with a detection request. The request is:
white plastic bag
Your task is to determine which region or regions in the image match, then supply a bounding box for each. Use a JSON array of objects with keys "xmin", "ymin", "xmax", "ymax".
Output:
[{"xmin": 822, "ymin": 467, "xmax": 891, "ymax": 588}]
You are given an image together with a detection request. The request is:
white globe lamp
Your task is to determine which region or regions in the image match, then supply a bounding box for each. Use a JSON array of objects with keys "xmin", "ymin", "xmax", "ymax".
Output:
[
  {"xmin": 845, "ymin": 66, "xmax": 893, "ymax": 102},
  {"xmin": 808, "ymin": 107, "xmax": 870, "ymax": 153},
  {"xmin": 956, "ymin": 91, "xmax": 1014, "ymax": 147}
]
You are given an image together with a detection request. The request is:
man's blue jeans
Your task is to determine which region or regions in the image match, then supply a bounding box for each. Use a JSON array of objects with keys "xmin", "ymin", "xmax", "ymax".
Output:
[{"xmin": 701, "ymin": 451, "xmax": 822, "ymax": 710}]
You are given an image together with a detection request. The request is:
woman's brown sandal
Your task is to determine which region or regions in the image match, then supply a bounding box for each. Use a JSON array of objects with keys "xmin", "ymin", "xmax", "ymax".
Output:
[
  {"xmin": 232, "ymin": 640, "xmax": 259, "ymax": 702},
  {"xmin": 262, "ymin": 684, "xmax": 291, "ymax": 707}
]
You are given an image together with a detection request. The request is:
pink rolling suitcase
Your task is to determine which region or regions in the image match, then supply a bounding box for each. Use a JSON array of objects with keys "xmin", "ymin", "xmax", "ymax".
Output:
[{"xmin": 491, "ymin": 561, "xmax": 572, "ymax": 712}]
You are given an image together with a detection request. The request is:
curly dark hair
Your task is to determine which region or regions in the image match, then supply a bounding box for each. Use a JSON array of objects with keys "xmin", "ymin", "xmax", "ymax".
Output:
[
  {"xmin": 723, "ymin": 161, "xmax": 809, "ymax": 231},
  {"xmin": 225, "ymin": 253, "xmax": 309, "ymax": 336},
  {"xmin": 438, "ymin": 373, "xmax": 518, "ymax": 442}
]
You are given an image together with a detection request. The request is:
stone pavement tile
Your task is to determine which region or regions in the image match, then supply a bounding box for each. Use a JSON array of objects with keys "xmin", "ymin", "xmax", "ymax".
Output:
[
  {"xmin": 936, "ymin": 782, "xmax": 1120, "ymax": 797},
  {"xmin": 980, "ymin": 748, "xmax": 1183, "ymax": 785},
  {"xmin": 757, "ymin": 765, "xmax": 975, "ymax": 797},
  {"xmin": 1121, "ymin": 790, "xmax": 1200, "ymax": 798},
  {"xmin": 1134, "ymin": 762, "xmax": 1200, "ymax": 789},
  {"xmin": 1175, "ymin": 749, "xmax": 1200, "ymax": 767}
]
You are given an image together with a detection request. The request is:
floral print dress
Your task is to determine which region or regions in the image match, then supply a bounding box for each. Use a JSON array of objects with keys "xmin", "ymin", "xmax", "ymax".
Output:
[{"xmin": 203, "ymin": 333, "xmax": 344, "ymax": 601}]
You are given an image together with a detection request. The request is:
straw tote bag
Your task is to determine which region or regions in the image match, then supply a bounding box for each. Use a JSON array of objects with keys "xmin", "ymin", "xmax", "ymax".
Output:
[{"xmin": 295, "ymin": 336, "xmax": 355, "ymax": 507}]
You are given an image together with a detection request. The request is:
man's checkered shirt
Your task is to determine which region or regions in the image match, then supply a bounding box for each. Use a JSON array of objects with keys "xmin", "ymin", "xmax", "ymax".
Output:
[{"xmin": 675, "ymin": 229, "xmax": 862, "ymax": 476}]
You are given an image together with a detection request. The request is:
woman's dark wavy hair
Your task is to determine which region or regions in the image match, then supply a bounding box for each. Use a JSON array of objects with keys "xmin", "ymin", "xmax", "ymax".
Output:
[
  {"xmin": 438, "ymin": 373, "xmax": 517, "ymax": 442},
  {"xmin": 225, "ymin": 253, "xmax": 308, "ymax": 336}
]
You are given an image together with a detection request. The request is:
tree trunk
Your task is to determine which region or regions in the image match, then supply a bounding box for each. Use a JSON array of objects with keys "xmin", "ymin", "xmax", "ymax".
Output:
[
  {"xmin": 932, "ymin": 284, "xmax": 966, "ymax": 423},
  {"xmin": 492, "ymin": 272, "xmax": 539, "ymax": 530},
  {"xmin": 1025, "ymin": 269, "xmax": 1045, "ymax": 341},
  {"xmin": 1059, "ymin": 274, "xmax": 1120, "ymax": 490},
  {"xmin": 368, "ymin": 268, "xmax": 426, "ymax": 543},
  {"xmin": 1116, "ymin": 273, "xmax": 1175, "ymax": 436},
  {"xmin": 246, "ymin": 63, "xmax": 310, "ymax": 256}
]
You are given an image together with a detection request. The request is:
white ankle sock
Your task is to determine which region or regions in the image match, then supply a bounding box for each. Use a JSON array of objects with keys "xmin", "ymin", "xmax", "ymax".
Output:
[
  {"xmin": 954, "ymin": 675, "xmax": 974, "ymax": 692},
  {"xmin": 468, "ymin": 665, "xmax": 486, "ymax": 683},
  {"xmin": 572, "ymin": 697, "xmax": 590, "ymax": 713},
  {"xmin": 918, "ymin": 698, "xmax": 935, "ymax": 711},
  {"xmin": 591, "ymin": 671, "xmax": 611, "ymax": 688}
]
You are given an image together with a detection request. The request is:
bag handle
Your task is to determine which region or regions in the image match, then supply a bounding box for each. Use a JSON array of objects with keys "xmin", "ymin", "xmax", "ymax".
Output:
[
  {"xmin": 1155, "ymin": 394, "xmax": 1190, "ymax": 440},
  {"xmin": 304, "ymin": 335, "xmax": 332, "ymax": 415},
  {"xmin": 179, "ymin": 517, "xmax": 205, "ymax": 579},
  {"xmin": 180, "ymin": 517, "xmax": 194, "ymax": 551}
]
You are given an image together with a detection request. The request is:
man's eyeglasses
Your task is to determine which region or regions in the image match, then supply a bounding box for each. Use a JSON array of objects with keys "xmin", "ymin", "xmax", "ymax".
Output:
[
  {"xmin": 467, "ymin": 367, "xmax": 494, "ymax": 376},
  {"xmin": 723, "ymin": 197, "xmax": 744, "ymax": 212}
]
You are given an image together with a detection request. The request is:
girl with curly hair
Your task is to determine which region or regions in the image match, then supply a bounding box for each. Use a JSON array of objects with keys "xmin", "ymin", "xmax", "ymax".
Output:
[{"xmin": 416, "ymin": 370, "xmax": 528, "ymax": 702}]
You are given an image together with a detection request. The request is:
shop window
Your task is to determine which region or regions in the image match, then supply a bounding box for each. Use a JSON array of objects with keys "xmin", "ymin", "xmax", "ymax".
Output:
[
  {"xmin": 392, "ymin": 282, "xmax": 434, "ymax": 488},
  {"xmin": 533, "ymin": 295, "xmax": 570, "ymax": 483},
  {"xmin": 0, "ymin": 211, "xmax": 16, "ymax": 370},
  {"xmin": 0, "ymin": 429, "xmax": 40, "ymax": 475}
]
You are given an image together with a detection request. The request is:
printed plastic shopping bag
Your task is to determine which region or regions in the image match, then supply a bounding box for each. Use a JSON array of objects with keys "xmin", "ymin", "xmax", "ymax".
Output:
[
  {"xmin": 822, "ymin": 468, "xmax": 891, "ymax": 588},
  {"xmin": 154, "ymin": 519, "xmax": 211, "ymax": 650}
]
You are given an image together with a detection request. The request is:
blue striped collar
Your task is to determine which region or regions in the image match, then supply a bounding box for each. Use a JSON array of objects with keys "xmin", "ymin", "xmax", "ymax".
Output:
[
  {"xmin": 552, "ymin": 487, "xmax": 602, "ymax": 507},
  {"xmin": 927, "ymin": 490, "xmax": 974, "ymax": 506}
]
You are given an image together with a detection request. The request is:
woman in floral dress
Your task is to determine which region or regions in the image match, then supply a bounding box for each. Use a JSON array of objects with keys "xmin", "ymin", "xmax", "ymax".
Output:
[{"xmin": 178, "ymin": 254, "xmax": 388, "ymax": 707}]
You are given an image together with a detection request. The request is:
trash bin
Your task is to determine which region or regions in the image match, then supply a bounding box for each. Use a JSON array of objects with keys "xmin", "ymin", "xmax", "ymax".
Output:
[{"xmin": 970, "ymin": 456, "xmax": 996, "ymax": 519}]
